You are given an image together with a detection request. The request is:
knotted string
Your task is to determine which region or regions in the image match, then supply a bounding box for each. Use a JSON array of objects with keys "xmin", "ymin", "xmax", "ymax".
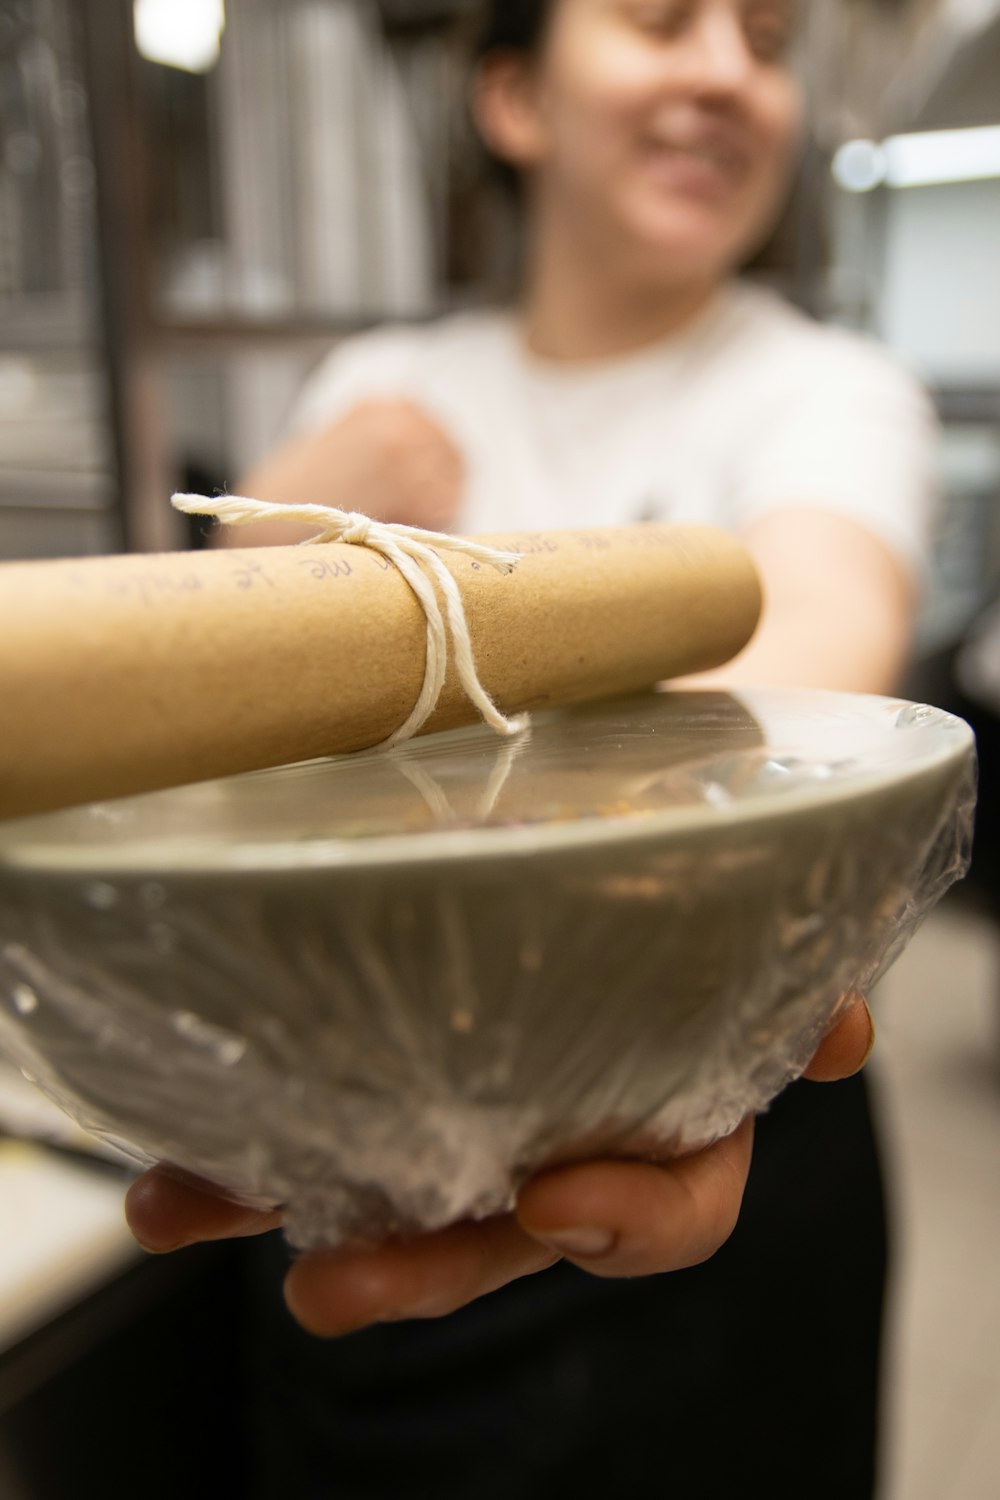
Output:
[{"xmin": 171, "ymin": 493, "xmax": 530, "ymax": 747}]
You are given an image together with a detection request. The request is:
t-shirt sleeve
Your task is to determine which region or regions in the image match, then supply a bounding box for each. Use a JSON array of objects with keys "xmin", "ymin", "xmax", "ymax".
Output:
[
  {"xmin": 287, "ymin": 326, "xmax": 425, "ymax": 436},
  {"xmin": 728, "ymin": 339, "xmax": 939, "ymax": 579}
]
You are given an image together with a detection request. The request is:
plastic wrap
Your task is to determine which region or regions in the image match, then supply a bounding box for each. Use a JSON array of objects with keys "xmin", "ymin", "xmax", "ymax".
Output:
[{"xmin": 0, "ymin": 690, "xmax": 976, "ymax": 1249}]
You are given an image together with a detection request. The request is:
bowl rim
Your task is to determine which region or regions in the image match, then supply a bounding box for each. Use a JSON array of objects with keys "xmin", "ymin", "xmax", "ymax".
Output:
[{"xmin": 0, "ymin": 691, "xmax": 976, "ymax": 877}]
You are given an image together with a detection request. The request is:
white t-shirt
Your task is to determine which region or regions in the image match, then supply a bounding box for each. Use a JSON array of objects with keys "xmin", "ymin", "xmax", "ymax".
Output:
[{"xmin": 291, "ymin": 280, "xmax": 937, "ymax": 575}]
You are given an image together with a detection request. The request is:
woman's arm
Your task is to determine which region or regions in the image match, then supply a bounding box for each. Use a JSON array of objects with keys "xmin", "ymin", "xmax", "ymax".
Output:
[
  {"xmin": 217, "ymin": 398, "xmax": 465, "ymax": 549},
  {"xmin": 680, "ymin": 507, "xmax": 917, "ymax": 697}
]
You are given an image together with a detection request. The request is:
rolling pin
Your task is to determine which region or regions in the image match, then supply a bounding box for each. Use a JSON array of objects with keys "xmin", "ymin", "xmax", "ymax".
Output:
[{"xmin": 0, "ymin": 524, "xmax": 761, "ymax": 819}]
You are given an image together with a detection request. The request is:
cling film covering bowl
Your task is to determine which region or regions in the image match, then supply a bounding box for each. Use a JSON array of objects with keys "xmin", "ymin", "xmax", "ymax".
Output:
[{"xmin": 0, "ymin": 690, "xmax": 977, "ymax": 1247}]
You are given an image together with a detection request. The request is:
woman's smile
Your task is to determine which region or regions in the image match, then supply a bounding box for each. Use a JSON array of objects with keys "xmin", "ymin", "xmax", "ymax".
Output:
[{"xmin": 638, "ymin": 127, "xmax": 751, "ymax": 201}]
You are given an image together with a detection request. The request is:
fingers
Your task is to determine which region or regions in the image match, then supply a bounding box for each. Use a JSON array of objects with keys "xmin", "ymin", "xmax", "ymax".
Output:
[
  {"xmin": 284, "ymin": 1216, "xmax": 559, "ymax": 1339},
  {"xmin": 264, "ymin": 1119, "xmax": 753, "ymax": 1337},
  {"xmin": 125, "ymin": 1169, "xmax": 558, "ymax": 1341},
  {"xmin": 125, "ymin": 1128, "xmax": 753, "ymax": 1340},
  {"xmin": 516, "ymin": 1116, "xmax": 755, "ymax": 1278},
  {"xmin": 124, "ymin": 1166, "xmax": 283, "ymax": 1252},
  {"xmin": 124, "ymin": 993, "xmax": 868, "ymax": 1335},
  {"xmin": 802, "ymin": 992, "xmax": 876, "ymax": 1083}
]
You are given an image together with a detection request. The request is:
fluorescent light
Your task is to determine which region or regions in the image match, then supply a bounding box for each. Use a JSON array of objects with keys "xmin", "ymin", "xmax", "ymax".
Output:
[
  {"xmin": 883, "ymin": 124, "xmax": 1000, "ymax": 188},
  {"xmin": 133, "ymin": 0, "xmax": 226, "ymax": 74},
  {"xmin": 833, "ymin": 124, "xmax": 1000, "ymax": 193}
]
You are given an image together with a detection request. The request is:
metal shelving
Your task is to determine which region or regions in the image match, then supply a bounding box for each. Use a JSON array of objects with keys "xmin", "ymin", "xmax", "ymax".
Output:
[
  {"xmin": 0, "ymin": 0, "xmax": 119, "ymax": 558},
  {"xmin": 72, "ymin": 0, "xmax": 477, "ymax": 552},
  {"xmin": 0, "ymin": 0, "xmax": 474, "ymax": 557}
]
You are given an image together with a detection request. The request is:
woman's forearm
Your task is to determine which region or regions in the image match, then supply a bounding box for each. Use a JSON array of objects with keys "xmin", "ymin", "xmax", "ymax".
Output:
[
  {"xmin": 221, "ymin": 400, "xmax": 465, "ymax": 548},
  {"xmin": 678, "ymin": 507, "xmax": 917, "ymax": 697}
]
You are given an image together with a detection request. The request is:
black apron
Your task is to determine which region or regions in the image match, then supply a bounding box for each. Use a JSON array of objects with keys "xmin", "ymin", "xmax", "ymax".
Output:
[{"xmin": 242, "ymin": 1071, "xmax": 888, "ymax": 1500}]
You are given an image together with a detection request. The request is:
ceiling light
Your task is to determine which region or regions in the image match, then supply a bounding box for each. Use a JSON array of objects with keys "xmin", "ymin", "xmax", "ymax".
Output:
[
  {"xmin": 883, "ymin": 124, "xmax": 1000, "ymax": 188},
  {"xmin": 133, "ymin": 0, "xmax": 226, "ymax": 74},
  {"xmin": 834, "ymin": 124, "xmax": 1000, "ymax": 193}
]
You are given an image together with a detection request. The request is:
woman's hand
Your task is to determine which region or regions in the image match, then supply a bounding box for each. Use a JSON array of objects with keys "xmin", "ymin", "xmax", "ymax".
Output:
[
  {"xmin": 226, "ymin": 398, "xmax": 465, "ymax": 548},
  {"xmin": 125, "ymin": 995, "xmax": 874, "ymax": 1338}
]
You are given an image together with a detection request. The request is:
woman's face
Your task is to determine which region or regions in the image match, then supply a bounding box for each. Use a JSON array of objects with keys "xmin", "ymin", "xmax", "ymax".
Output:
[{"xmin": 507, "ymin": 0, "xmax": 804, "ymax": 279}]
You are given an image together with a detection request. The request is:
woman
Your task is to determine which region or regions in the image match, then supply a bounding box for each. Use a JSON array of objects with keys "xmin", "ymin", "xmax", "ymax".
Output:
[{"xmin": 128, "ymin": 3, "xmax": 933, "ymax": 1494}]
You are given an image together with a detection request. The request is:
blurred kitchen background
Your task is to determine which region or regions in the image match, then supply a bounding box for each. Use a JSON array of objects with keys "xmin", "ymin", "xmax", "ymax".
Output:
[{"xmin": 0, "ymin": 1, "xmax": 998, "ymax": 1496}]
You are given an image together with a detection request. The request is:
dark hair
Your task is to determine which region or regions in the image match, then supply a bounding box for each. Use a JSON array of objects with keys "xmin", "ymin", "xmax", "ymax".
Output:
[
  {"xmin": 469, "ymin": 0, "xmax": 555, "ymax": 204},
  {"xmin": 473, "ymin": 0, "xmax": 551, "ymax": 61}
]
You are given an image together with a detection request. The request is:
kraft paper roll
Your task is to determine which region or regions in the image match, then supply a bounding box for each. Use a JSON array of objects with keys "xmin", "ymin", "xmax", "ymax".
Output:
[{"xmin": 0, "ymin": 524, "xmax": 761, "ymax": 819}]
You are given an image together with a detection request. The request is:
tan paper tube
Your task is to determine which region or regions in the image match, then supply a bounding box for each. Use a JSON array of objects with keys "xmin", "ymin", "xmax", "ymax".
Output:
[{"xmin": 0, "ymin": 524, "xmax": 761, "ymax": 819}]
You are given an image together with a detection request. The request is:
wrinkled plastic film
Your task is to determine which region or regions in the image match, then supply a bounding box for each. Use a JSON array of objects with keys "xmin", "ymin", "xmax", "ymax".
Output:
[{"xmin": 0, "ymin": 691, "xmax": 977, "ymax": 1249}]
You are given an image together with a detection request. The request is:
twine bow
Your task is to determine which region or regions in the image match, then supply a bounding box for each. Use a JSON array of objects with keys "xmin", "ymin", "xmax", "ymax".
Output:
[{"xmin": 171, "ymin": 494, "xmax": 530, "ymax": 747}]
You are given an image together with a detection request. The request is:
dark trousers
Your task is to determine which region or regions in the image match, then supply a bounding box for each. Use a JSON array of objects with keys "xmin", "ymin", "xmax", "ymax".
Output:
[{"xmin": 245, "ymin": 1071, "xmax": 889, "ymax": 1499}]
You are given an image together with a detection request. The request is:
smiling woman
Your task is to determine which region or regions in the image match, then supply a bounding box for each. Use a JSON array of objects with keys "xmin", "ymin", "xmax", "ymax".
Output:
[{"xmin": 154, "ymin": 2, "xmax": 937, "ymax": 1496}]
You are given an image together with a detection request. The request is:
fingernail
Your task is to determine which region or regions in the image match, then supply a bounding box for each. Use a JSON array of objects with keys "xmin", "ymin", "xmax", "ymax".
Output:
[
  {"xmin": 860, "ymin": 1002, "xmax": 876, "ymax": 1069},
  {"xmin": 534, "ymin": 1227, "xmax": 616, "ymax": 1259},
  {"xmin": 132, "ymin": 1233, "xmax": 186, "ymax": 1255}
]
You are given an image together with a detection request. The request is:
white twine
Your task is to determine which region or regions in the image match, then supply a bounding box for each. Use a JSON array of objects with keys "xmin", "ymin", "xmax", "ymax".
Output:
[
  {"xmin": 392, "ymin": 726, "xmax": 533, "ymax": 826},
  {"xmin": 171, "ymin": 493, "xmax": 530, "ymax": 747}
]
